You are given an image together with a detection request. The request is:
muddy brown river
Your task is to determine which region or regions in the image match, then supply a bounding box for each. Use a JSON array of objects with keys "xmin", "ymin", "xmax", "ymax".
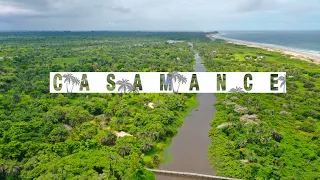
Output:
[{"xmin": 156, "ymin": 49, "xmax": 217, "ymax": 180}]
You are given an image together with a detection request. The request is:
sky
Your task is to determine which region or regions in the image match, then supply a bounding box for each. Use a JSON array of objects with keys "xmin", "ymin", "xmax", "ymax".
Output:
[{"xmin": 0, "ymin": 0, "xmax": 320, "ymax": 31}]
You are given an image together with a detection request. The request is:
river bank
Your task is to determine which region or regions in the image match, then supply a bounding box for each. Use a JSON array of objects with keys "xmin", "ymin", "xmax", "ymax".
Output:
[
  {"xmin": 156, "ymin": 45, "xmax": 217, "ymax": 180},
  {"xmin": 206, "ymin": 34, "xmax": 320, "ymax": 64}
]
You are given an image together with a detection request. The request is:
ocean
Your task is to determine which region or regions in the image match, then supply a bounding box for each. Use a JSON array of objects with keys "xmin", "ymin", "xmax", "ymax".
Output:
[{"xmin": 218, "ymin": 31, "xmax": 320, "ymax": 56}]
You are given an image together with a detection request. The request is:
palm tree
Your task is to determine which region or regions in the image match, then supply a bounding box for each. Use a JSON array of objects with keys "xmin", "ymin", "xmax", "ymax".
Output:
[
  {"xmin": 245, "ymin": 97, "xmax": 252, "ymax": 107},
  {"xmin": 260, "ymin": 137, "xmax": 270, "ymax": 144},
  {"xmin": 141, "ymin": 141, "xmax": 154, "ymax": 153},
  {"xmin": 63, "ymin": 73, "xmax": 73, "ymax": 93},
  {"xmin": 138, "ymin": 132, "xmax": 148, "ymax": 139},
  {"xmin": 151, "ymin": 132, "xmax": 160, "ymax": 141},
  {"xmin": 152, "ymin": 155, "xmax": 160, "ymax": 165},
  {"xmin": 229, "ymin": 87, "xmax": 245, "ymax": 93},
  {"xmin": 7, "ymin": 164, "xmax": 21, "ymax": 176},
  {"xmin": 56, "ymin": 127, "xmax": 68, "ymax": 142},
  {"xmin": 70, "ymin": 76, "xmax": 80, "ymax": 93},
  {"xmin": 127, "ymin": 84, "xmax": 139, "ymax": 94},
  {"xmin": 118, "ymin": 146, "xmax": 131, "ymax": 157},
  {"xmin": 278, "ymin": 76, "xmax": 286, "ymax": 93},
  {"xmin": 271, "ymin": 131, "xmax": 283, "ymax": 142},
  {"xmin": 169, "ymin": 71, "xmax": 180, "ymax": 93},
  {"xmin": 116, "ymin": 79, "xmax": 132, "ymax": 93},
  {"xmin": 177, "ymin": 74, "xmax": 187, "ymax": 93},
  {"xmin": 0, "ymin": 163, "xmax": 7, "ymax": 179},
  {"xmin": 100, "ymin": 131, "xmax": 117, "ymax": 146},
  {"xmin": 0, "ymin": 163, "xmax": 21, "ymax": 180},
  {"xmin": 169, "ymin": 71, "xmax": 188, "ymax": 93},
  {"xmin": 63, "ymin": 73, "xmax": 80, "ymax": 93}
]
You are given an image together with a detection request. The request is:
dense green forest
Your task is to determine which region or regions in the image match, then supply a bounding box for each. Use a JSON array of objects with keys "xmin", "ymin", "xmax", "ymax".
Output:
[
  {"xmin": 1, "ymin": 32, "xmax": 319, "ymax": 180},
  {"xmin": 197, "ymin": 40, "xmax": 320, "ymax": 179},
  {"xmin": 0, "ymin": 32, "xmax": 205, "ymax": 179}
]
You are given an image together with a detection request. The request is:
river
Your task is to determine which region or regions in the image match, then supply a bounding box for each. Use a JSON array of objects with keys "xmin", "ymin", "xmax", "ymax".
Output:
[{"xmin": 156, "ymin": 45, "xmax": 217, "ymax": 180}]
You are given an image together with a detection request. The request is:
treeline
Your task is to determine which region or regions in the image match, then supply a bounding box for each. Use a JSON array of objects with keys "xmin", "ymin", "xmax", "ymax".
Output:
[{"xmin": 0, "ymin": 31, "xmax": 210, "ymax": 44}]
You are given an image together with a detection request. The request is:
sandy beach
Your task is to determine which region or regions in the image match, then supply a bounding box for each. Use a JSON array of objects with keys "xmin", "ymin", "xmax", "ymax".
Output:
[{"xmin": 207, "ymin": 34, "xmax": 320, "ymax": 65}]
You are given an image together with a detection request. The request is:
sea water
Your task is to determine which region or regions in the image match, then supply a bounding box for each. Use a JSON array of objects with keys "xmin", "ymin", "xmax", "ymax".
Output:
[{"xmin": 219, "ymin": 31, "xmax": 320, "ymax": 56}]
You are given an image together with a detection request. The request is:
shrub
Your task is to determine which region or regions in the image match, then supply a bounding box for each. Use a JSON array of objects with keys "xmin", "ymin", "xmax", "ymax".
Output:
[
  {"xmin": 303, "ymin": 82, "xmax": 315, "ymax": 89},
  {"xmin": 271, "ymin": 131, "xmax": 283, "ymax": 142},
  {"xmin": 100, "ymin": 131, "xmax": 117, "ymax": 146},
  {"xmin": 298, "ymin": 122, "xmax": 316, "ymax": 133}
]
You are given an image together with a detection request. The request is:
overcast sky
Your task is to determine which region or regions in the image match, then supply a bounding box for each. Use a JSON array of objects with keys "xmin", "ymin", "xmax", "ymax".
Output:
[{"xmin": 0, "ymin": 0, "xmax": 319, "ymax": 31}]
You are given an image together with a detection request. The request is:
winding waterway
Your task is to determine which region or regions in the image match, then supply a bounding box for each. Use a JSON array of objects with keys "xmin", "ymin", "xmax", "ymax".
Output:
[{"xmin": 156, "ymin": 44, "xmax": 217, "ymax": 180}]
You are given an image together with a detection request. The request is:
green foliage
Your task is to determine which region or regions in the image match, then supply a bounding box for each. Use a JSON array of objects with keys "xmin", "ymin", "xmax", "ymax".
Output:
[
  {"xmin": 100, "ymin": 131, "xmax": 117, "ymax": 146},
  {"xmin": 0, "ymin": 32, "xmax": 199, "ymax": 179},
  {"xmin": 199, "ymin": 40, "xmax": 320, "ymax": 179}
]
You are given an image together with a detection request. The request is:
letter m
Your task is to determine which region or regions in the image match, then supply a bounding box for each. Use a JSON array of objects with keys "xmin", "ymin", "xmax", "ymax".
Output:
[{"xmin": 160, "ymin": 74, "xmax": 172, "ymax": 91}]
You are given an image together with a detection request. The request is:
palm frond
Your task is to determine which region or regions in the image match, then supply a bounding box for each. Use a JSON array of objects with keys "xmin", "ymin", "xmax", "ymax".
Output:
[
  {"xmin": 71, "ymin": 76, "xmax": 81, "ymax": 85},
  {"xmin": 63, "ymin": 73, "xmax": 75, "ymax": 84},
  {"xmin": 118, "ymin": 85, "xmax": 123, "ymax": 92},
  {"xmin": 278, "ymin": 76, "xmax": 286, "ymax": 81},
  {"xmin": 277, "ymin": 76, "xmax": 286, "ymax": 89},
  {"xmin": 180, "ymin": 75, "xmax": 188, "ymax": 84},
  {"xmin": 169, "ymin": 71, "xmax": 180, "ymax": 82},
  {"xmin": 116, "ymin": 79, "xmax": 133, "ymax": 93},
  {"xmin": 229, "ymin": 86, "xmax": 245, "ymax": 93},
  {"xmin": 127, "ymin": 84, "xmax": 139, "ymax": 93}
]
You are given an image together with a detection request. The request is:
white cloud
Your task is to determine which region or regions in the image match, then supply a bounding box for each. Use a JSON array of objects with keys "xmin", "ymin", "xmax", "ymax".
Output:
[
  {"xmin": 0, "ymin": 3, "xmax": 37, "ymax": 15},
  {"xmin": 0, "ymin": 0, "xmax": 319, "ymax": 30}
]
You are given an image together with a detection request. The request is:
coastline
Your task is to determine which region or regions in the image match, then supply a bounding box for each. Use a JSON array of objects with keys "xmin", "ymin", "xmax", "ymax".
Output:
[{"xmin": 206, "ymin": 34, "xmax": 320, "ymax": 64}]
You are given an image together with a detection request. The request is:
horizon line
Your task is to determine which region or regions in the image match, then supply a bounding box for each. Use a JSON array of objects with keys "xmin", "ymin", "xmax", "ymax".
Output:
[{"xmin": 0, "ymin": 30, "xmax": 319, "ymax": 33}]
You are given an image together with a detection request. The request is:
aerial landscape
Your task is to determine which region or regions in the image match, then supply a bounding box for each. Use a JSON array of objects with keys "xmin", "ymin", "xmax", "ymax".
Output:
[
  {"xmin": 1, "ymin": 30, "xmax": 319, "ymax": 180},
  {"xmin": 0, "ymin": 0, "xmax": 320, "ymax": 180}
]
